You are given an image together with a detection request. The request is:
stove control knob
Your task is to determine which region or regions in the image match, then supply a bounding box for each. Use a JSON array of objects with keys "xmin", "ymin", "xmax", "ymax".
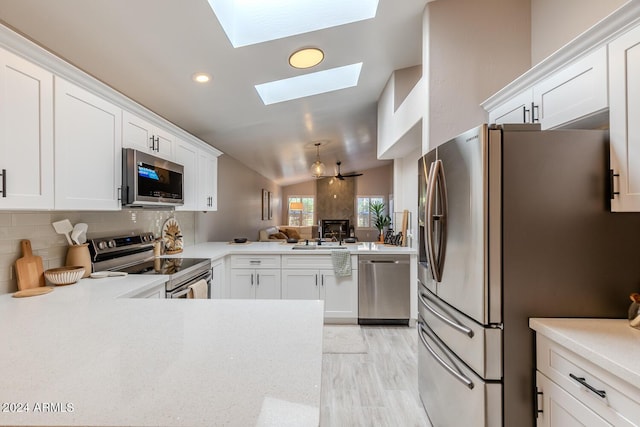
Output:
[
  {"xmin": 97, "ymin": 241, "xmax": 107, "ymax": 250},
  {"xmin": 107, "ymin": 240, "xmax": 116, "ymax": 248}
]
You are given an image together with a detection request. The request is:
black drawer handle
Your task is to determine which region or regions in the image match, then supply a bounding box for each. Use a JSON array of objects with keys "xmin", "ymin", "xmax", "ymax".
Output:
[{"xmin": 569, "ymin": 373, "xmax": 606, "ymax": 398}]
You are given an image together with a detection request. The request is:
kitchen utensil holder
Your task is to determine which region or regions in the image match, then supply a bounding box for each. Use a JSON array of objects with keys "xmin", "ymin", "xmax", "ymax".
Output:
[{"xmin": 65, "ymin": 244, "xmax": 91, "ymax": 278}]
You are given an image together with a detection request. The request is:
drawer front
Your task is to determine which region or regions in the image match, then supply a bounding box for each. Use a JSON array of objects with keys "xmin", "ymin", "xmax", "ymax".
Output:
[
  {"xmin": 418, "ymin": 319, "xmax": 502, "ymax": 427},
  {"xmin": 281, "ymin": 254, "xmax": 357, "ymax": 270},
  {"xmin": 537, "ymin": 335, "xmax": 640, "ymax": 426},
  {"xmin": 230, "ymin": 255, "xmax": 281, "ymax": 269},
  {"xmin": 419, "ymin": 287, "xmax": 501, "ymax": 380}
]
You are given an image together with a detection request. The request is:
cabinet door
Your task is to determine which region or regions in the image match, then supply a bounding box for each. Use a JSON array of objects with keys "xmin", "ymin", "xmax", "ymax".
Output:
[
  {"xmin": 254, "ymin": 269, "xmax": 281, "ymax": 299},
  {"xmin": 320, "ymin": 269, "xmax": 358, "ymax": 319},
  {"xmin": 198, "ymin": 150, "xmax": 218, "ymax": 211},
  {"xmin": 281, "ymin": 270, "xmax": 320, "ymax": 300},
  {"xmin": 174, "ymin": 139, "xmax": 198, "ymax": 211},
  {"xmin": 210, "ymin": 260, "xmax": 225, "ymax": 299},
  {"xmin": 488, "ymin": 90, "xmax": 533, "ymax": 125},
  {"xmin": 54, "ymin": 78, "xmax": 121, "ymax": 210},
  {"xmin": 536, "ymin": 372, "xmax": 611, "ymax": 427},
  {"xmin": 610, "ymin": 25, "xmax": 640, "ymax": 211},
  {"xmin": 0, "ymin": 49, "xmax": 54, "ymax": 210},
  {"xmin": 122, "ymin": 110, "xmax": 173, "ymax": 159},
  {"xmin": 533, "ymin": 46, "xmax": 608, "ymax": 130},
  {"xmin": 229, "ymin": 269, "xmax": 255, "ymax": 299}
]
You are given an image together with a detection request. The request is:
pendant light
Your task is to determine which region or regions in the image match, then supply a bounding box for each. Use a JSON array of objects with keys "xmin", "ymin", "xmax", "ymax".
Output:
[{"xmin": 310, "ymin": 142, "xmax": 326, "ymax": 178}]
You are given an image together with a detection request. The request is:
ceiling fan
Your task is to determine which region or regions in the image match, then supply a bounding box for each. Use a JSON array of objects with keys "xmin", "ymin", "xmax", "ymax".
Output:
[
  {"xmin": 333, "ymin": 161, "xmax": 363, "ymax": 180},
  {"xmin": 310, "ymin": 142, "xmax": 363, "ymax": 180}
]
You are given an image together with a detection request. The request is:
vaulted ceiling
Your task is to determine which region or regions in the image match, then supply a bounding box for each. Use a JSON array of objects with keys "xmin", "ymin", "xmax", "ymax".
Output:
[{"xmin": 0, "ymin": 0, "xmax": 426, "ymax": 185}]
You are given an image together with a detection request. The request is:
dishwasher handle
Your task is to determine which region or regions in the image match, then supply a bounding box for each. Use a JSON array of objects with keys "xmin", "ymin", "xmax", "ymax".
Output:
[{"xmin": 359, "ymin": 259, "xmax": 410, "ymax": 265}]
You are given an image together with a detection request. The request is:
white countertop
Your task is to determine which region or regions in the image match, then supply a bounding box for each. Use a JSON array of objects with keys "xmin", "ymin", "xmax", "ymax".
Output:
[
  {"xmin": 0, "ymin": 275, "xmax": 324, "ymax": 426},
  {"xmin": 529, "ymin": 318, "xmax": 640, "ymax": 386},
  {"xmin": 170, "ymin": 241, "xmax": 416, "ymax": 261}
]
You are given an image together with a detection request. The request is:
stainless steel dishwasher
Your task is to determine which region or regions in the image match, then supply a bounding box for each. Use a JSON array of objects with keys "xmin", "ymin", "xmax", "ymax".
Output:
[{"xmin": 358, "ymin": 254, "xmax": 410, "ymax": 325}]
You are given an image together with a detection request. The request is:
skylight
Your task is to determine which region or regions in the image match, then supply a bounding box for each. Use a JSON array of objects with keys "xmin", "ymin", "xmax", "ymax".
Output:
[
  {"xmin": 207, "ymin": 0, "xmax": 379, "ymax": 47},
  {"xmin": 255, "ymin": 63, "xmax": 362, "ymax": 105}
]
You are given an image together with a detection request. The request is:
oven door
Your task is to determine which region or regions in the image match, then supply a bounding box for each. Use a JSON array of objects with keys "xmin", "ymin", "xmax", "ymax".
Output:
[
  {"xmin": 417, "ymin": 318, "xmax": 501, "ymax": 427},
  {"xmin": 168, "ymin": 269, "xmax": 211, "ymax": 299}
]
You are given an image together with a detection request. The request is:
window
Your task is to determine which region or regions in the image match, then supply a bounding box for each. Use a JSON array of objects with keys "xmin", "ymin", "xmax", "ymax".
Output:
[
  {"xmin": 356, "ymin": 196, "xmax": 384, "ymax": 227},
  {"xmin": 288, "ymin": 196, "xmax": 314, "ymax": 226}
]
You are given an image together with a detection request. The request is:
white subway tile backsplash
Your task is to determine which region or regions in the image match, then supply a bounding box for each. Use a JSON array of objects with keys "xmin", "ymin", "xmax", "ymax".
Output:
[{"xmin": 0, "ymin": 210, "xmax": 196, "ymax": 295}]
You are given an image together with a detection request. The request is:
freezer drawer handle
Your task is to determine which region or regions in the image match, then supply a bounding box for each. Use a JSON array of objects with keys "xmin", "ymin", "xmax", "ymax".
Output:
[
  {"xmin": 419, "ymin": 292, "xmax": 474, "ymax": 338},
  {"xmin": 417, "ymin": 321, "xmax": 474, "ymax": 390},
  {"xmin": 569, "ymin": 373, "xmax": 606, "ymax": 398}
]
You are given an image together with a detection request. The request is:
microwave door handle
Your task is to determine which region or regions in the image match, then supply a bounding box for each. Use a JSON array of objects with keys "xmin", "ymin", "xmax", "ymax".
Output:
[
  {"xmin": 426, "ymin": 161, "xmax": 439, "ymax": 281},
  {"xmin": 434, "ymin": 159, "xmax": 448, "ymax": 281},
  {"xmin": 417, "ymin": 321, "xmax": 474, "ymax": 389}
]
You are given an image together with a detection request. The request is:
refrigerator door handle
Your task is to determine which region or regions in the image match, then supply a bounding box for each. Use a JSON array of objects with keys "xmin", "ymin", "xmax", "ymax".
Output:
[
  {"xmin": 418, "ymin": 321, "xmax": 474, "ymax": 390},
  {"xmin": 419, "ymin": 292, "xmax": 474, "ymax": 338},
  {"xmin": 426, "ymin": 159, "xmax": 448, "ymax": 282}
]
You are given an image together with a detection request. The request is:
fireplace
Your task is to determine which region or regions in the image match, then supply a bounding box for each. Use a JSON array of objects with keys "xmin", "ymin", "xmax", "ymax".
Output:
[{"xmin": 321, "ymin": 219, "xmax": 349, "ymax": 240}]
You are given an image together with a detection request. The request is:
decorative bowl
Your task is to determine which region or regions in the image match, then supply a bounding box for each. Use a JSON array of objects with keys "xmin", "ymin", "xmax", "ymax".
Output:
[
  {"xmin": 233, "ymin": 237, "xmax": 248, "ymax": 244},
  {"xmin": 44, "ymin": 266, "xmax": 85, "ymax": 286}
]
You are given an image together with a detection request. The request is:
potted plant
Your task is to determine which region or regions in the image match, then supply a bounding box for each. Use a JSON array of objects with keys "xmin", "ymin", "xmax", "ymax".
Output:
[{"xmin": 370, "ymin": 201, "xmax": 391, "ymax": 243}]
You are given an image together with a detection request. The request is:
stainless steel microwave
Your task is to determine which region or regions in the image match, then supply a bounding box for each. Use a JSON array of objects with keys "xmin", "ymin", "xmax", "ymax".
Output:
[{"xmin": 122, "ymin": 148, "xmax": 184, "ymax": 207}]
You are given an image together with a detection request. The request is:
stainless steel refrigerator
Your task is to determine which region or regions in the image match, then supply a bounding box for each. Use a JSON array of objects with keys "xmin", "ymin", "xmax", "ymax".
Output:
[{"xmin": 417, "ymin": 124, "xmax": 640, "ymax": 427}]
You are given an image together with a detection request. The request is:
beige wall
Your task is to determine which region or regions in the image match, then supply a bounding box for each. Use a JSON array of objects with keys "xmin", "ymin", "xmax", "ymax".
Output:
[
  {"xmin": 196, "ymin": 154, "xmax": 280, "ymax": 243},
  {"xmin": 425, "ymin": 0, "xmax": 531, "ymax": 149},
  {"xmin": 0, "ymin": 210, "xmax": 195, "ymax": 295},
  {"xmin": 531, "ymin": 0, "xmax": 628, "ymax": 64},
  {"xmin": 280, "ymin": 163, "xmax": 393, "ymax": 241}
]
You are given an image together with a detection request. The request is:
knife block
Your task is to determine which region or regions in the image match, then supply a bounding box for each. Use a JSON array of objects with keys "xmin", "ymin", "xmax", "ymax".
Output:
[{"xmin": 65, "ymin": 244, "xmax": 91, "ymax": 278}]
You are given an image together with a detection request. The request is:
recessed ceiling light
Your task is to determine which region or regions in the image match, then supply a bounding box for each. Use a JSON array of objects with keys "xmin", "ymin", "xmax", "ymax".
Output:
[
  {"xmin": 289, "ymin": 48, "xmax": 324, "ymax": 69},
  {"xmin": 192, "ymin": 73, "xmax": 211, "ymax": 83},
  {"xmin": 207, "ymin": 0, "xmax": 379, "ymax": 48},
  {"xmin": 255, "ymin": 63, "xmax": 362, "ymax": 105}
]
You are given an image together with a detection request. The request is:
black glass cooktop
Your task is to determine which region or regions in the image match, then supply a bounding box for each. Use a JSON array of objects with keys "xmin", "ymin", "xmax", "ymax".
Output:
[{"xmin": 115, "ymin": 258, "xmax": 210, "ymax": 275}]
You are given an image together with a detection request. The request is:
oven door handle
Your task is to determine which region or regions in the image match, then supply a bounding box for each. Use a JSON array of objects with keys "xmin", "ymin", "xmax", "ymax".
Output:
[{"xmin": 171, "ymin": 286, "xmax": 192, "ymax": 299}]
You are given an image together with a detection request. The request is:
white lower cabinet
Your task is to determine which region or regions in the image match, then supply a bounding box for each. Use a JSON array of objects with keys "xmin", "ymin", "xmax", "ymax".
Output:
[
  {"xmin": 229, "ymin": 269, "xmax": 280, "ymax": 299},
  {"xmin": 130, "ymin": 283, "xmax": 165, "ymax": 299},
  {"xmin": 228, "ymin": 255, "xmax": 281, "ymax": 299},
  {"xmin": 535, "ymin": 335, "xmax": 640, "ymax": 427},
  {"xmin": 210, "ymin": 258, "xmax": 224, "ymax": 299},
  {"xmin": 281, "ymin": 255, "xmax": 358, "ymax": 322},
  {"xmin": 536, "ymin": 371, "xmax": 610, "ymax": 427}
]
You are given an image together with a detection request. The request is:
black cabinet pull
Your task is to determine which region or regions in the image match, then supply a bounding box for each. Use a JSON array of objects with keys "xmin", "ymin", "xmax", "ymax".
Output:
[
  {"xmin": 0, "ymin": 169, "xmax": 6, "ymax": 198},
  {"xmin": 569, "ymin": 373, "xmax": 606, "ymax": 398},
  {"xmin": 610, "ymin": 169, "xmax": 620, "ymax": 199}
]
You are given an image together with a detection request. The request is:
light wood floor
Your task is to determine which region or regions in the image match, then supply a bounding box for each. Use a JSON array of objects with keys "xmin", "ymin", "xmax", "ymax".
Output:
[{"xmin": 321, "ymin": 325, "xmax": 432, "ymax": 427}]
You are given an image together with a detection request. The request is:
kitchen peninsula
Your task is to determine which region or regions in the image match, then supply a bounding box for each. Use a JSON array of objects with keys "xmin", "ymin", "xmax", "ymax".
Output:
[
  {"xmin": 0, "ymin": 274, "xmax": 324, "ymax": 427},
  {"xmin": 170, "ymin": 241, "xmax": 417, "ymax": 323}
]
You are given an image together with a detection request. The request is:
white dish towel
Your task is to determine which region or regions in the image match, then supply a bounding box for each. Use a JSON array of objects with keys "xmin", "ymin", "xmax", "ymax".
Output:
[
  {"xmin": 188, "ymin": 279, "xmax": 208, "ymax": 299},
  {"xmin": 331, "ymin": 250, "xmax": 352, "ymax": 277}
]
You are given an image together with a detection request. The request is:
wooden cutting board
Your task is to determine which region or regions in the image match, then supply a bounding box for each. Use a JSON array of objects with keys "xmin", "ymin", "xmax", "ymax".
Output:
[{"xmin": 15, "ymin": 239, "xmax": 45, "ymax": 290}]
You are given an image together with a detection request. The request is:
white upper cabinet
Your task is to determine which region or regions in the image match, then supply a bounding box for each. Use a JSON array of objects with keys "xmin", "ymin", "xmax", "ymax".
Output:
[
  {"xmin": 174, "ymin": 140, "xmax": 219, "ymax": 212},
  {"xmin": 174, "ymin": 138, "xmax": 199, "ymax": 211},
  {"xmin": 532, "ymin": 46, "xmax": 608, "ymax": 129},
  {"xmin": 609, "ymin": 25, "xmax": 640, "ymax": 212},
  {"xmin": 54, "ymin": 78, "xmax": 122, "ymax": 210},
  {"xmin": 198, "ymin": 149, "xmax": 218, "ymax": 211},
  {"xmin": 0, "ymin": 48, "xmax": 54, "ymax": 210},
  {"xmin": 122, "ymin": 110, "xmax": 174, "ymax": 160},
  {"xmin": 487, "ymin": 46, "xmax": 608, "ymax": 129}
]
